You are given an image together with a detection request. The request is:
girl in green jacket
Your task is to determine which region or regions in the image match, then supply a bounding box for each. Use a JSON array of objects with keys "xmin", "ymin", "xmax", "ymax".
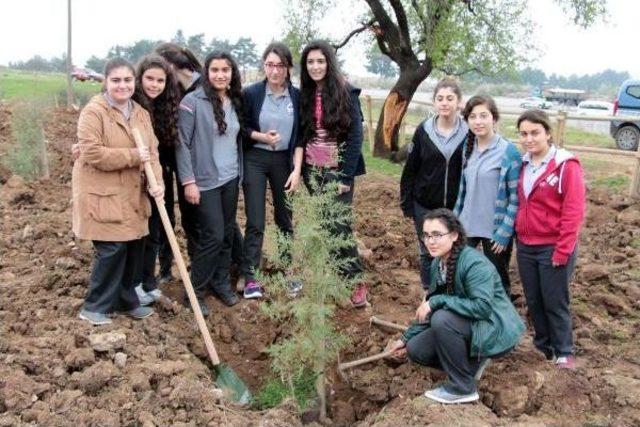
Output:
[{"xmin": 388, "ymin": 208, "xmax": 524, "ymax": 404}]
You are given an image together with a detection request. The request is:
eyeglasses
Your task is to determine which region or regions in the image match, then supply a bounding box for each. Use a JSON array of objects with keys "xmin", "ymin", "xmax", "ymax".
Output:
[
  {"xmin": 264, "ymin": 62, "xmax": 287, "ymax": 70},
  {"xmin": 422, "ymin": 232, "xmax": 451, "ymax": 243}
]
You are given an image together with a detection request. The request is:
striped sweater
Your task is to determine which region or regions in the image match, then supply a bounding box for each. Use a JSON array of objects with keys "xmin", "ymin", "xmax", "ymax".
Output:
[{"xmin": 453, "ymin": 138, "xmax": 522, "ymax": 246}]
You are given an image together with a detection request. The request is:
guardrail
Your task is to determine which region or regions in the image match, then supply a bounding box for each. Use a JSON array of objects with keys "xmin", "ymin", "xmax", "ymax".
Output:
[{"xmin": 362, "ymin": 95, "xmax": 640, "ymax": 198}]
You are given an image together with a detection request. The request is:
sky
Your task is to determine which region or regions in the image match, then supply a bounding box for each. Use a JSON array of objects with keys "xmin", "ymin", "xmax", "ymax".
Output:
[{"xmin": 0, "ymin": 0, "xmax": 637, "ymax": 78}]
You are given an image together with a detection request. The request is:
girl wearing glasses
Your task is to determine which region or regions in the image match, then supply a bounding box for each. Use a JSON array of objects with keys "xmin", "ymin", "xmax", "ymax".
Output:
[
  {"xmin": 240, "ymin": 42, "xmax": 302, "ymax": 299},
  {"xmin": 299, "ymin": 40, "xmax": 367, "ymax": 308},
  {"xmin": 176, "ymin": 51, "xmax": 244, "ymax": 314},
  {"xmin": 400, "ymin": 77, "xmax": 468, "ymax": 291},
  {"xmin": 387, "ymin": 209, "xmax": 524, "ymax": 404},
  {"xmin": 453, "ymin": 95, "xmax": 522, "ymax": 296},
  {"xmin": 515, "ymin": 110, "xmax": 585, "ymax": 370}
]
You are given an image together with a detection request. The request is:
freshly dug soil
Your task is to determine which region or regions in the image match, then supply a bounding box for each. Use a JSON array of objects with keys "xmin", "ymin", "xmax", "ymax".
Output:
[{"xmin": 1, "ymin": 105, "xmax": 639, "ymax": 426}]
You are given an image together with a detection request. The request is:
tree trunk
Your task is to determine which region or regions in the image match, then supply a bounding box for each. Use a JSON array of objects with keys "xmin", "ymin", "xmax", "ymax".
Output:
[{"xmin": 373, "ymin": 65, "xmax": 431, "ymax": 158}]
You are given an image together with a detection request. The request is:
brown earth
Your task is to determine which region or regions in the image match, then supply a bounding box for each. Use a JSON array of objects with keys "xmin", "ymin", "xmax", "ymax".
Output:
[{"xmin": 0, "ymin": 105, "xmax": 639, "ymax": 426}]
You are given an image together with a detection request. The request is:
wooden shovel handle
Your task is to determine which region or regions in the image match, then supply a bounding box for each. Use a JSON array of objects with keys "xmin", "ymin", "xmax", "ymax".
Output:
[
  {"xmin": 132, "ymin": 128, "xmax": 221, "ymax": 367},
  {"xmin": 370, "ymin": 316, "xmax": 408, "ymax": 332},
  {"xmin": 338, "ymin": 350, "xmax": 395, "ymax": 371}
]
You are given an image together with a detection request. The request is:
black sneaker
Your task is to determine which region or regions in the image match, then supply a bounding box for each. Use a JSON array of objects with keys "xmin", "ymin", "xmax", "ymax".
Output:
[
  {"xmin": 215, "ymin": 287, "xmax": 239, "ymax": 307},
  {"xmin": 184, "ymin": 297, "xmax": 210, "ymax": 317}
]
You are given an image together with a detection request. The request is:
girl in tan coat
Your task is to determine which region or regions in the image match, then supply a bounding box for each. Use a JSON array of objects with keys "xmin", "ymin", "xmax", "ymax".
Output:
[{"xmin": 73, "ymin": 58, "xmax": 164, "ymax": 326}]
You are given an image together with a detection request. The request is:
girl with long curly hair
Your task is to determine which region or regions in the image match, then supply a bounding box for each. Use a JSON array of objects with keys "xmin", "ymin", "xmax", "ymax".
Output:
[
  {"xmin": 175, "ymin": 51, "xmax": 244, "ymax": 314},
  {"xmin": 299, "ymin": 40, "xmax": 367, "ymax": 308},
  {"xmin": 386, "ymin": 209, "xmax": 524, "ymax": 404},
  {"xmin": 130, "ymin": 54, "xmax": 181, "ymax": 304}
]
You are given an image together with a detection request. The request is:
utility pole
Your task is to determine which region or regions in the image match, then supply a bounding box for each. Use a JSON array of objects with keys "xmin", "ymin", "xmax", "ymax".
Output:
[{"xmin": 66, "ymin": 0, "xmax": 76, "ymax": 108}]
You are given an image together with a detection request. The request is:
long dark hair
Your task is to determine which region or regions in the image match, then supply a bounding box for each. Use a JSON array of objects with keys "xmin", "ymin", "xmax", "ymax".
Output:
[
  {"xmin": 262, "ymin": 41, "xmax": 293, "ymax": 82},
  {"xmin": 201, "ymin": 51, "xmax": 243, "ymax": 135},
  {"xmin": 299, "ymin": 40, "xmax": 351, "ymax": 142},
  {"xmin": 133, "ymin": 55, "xmax": 180, "ymax": 148},
  {"xmin": 154, "ymin": 42, "xmax": 201, "ymax": 72},
  {"xmin": 462, "ymin": 95, "xmax": 500, "ymax": 167},
  {"xmin": 422, "ymin": 209, "xmax": 467, "ymax": 294}
]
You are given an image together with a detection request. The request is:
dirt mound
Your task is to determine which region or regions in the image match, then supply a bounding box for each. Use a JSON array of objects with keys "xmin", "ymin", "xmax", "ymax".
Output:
[{"xmin": 1, "ymin": 106, "xmax": 639, "ymax": 425}]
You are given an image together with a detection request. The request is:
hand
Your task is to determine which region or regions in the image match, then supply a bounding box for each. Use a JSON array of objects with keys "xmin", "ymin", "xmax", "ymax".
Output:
[
  {"xmin": 387, "ymin": 339, "xmax": 407, "ymax": 358},
  {"xmin": 138, "ymin": 146, "xmax": 150, "ymax": 162},
  {"xmin": 148, "ymin": 185, "xmax": 164, "ymax": 200},
  {"xmin": 338, "ymin": 183, "xmax": 351, "ymax": 195},
  {"xmin": 263, "ymin": 130, "xmax": 281, "ymax": 148},
  {"xmin": 184, "ymin": 183, "xmax": 200, "ymax": 205},
  {"xmin": 491, "ymin": 241, "xmax": 506, "ymax": 254},
  {"xmin": 284, "ymin": 170, "xmax": 301, "ymax": 193},
  {"xmin": 71, "ymin": 143, "xmax": 80, "ymax": 161},
  {"xmin": 415, "ymin": 300, "xmax": 431, "ymax": 323}
]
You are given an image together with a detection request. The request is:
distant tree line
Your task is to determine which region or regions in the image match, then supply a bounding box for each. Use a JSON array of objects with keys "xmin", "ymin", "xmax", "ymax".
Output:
[{"xmin": 9, "ymin": 30, "xmax": 261, "ymax": 75}]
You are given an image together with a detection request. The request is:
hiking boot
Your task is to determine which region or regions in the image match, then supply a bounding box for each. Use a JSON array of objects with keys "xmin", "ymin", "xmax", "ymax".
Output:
[
  {"xmin": 287, "ymin": 279, "xmax": 303, "ymax": 298},
  {"xmin": 78, "ymin": 309, "xmax": 112, "ymax": 326},
  {"xmin": 474, "ymin": 358, "xmax": 492, "ymax": 381},
  {"xmin": 135, "ymin": 284, "xmax": 154, "ymax": 306},
  {"xmin": 350, "ymin": 282, "xmax": 368, "ymax": 308},
  {"xmin": 555, "ymin": 355, "xmax": 575, "ymax": 370},
  {"xmin": 243, "ymin": 280, "xmax": 263, "ymax": 299},
  {"xmin": 424, "ymin": 385, "xmax": 479, "ymax": 404},
  {"xmin": 119, "ymin": 306, "xmax": 154, "ymax": 319},
  {"xmin": 216, "ymin": 286, "xmax": 240, "ymax": 307}
]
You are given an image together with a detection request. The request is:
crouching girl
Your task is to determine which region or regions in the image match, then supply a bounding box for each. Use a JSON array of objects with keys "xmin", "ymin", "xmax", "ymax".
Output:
[{"xmin": 388, "ymin": 209, "xmax": 524, "ymax": 404}]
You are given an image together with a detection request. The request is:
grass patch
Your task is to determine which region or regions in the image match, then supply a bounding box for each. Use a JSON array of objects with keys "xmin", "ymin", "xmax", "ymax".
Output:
[
  {"xmin": 253, "ymin": 371, "xmax": 318, "ymax": 410},
  {"xmin": 0, "ymin": 69, "xmax": 99, "ymax": 104},
  {"xmin": 590, "ymin": 174, "xmax": 630, "ymax": 191}
]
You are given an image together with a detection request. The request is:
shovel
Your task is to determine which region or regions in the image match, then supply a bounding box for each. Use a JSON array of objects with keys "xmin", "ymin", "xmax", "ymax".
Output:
[{"xmin": 132, "ymin": 129, "xmax": 251, "ymax": 405}]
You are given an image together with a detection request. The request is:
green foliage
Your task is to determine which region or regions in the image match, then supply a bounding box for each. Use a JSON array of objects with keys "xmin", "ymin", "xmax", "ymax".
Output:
[
  {"xmin": 281, "ymin": 0, "xmax": 335, "ymax": 65},
  {"xmin": 258, "ymin": 171, "xmax": 355, "ymax": 410},
  {"xmin": 254, "ymin": 370, "xmax": 319, "ymax": 410},
  {"xmin": 3, "ymin": 101, "xmax": 47, "ymax": 180},
  {"xmin": 365, "ymin": 43, "xmax": 398, "ymax": 78},
  {"xmin": 9, "ymin": 53, "xmax": 68, "ymax": 73}
]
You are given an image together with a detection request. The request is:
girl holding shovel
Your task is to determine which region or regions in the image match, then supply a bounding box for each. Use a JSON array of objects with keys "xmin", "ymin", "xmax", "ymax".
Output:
[{"xmin": 74, "ymin": 58, "xmax": 164, "ymax": 325}]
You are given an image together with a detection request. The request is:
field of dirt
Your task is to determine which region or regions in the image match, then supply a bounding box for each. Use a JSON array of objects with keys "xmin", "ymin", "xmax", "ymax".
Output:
[{"xmin": 1, "ymin": 104, "xmax": 639, "ymax": 426}]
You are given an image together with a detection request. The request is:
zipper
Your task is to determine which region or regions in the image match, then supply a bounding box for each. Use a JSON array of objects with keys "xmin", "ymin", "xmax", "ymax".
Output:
[{"xmin": 443, "ymin": 158, "xmax": 449, "ymax": 207}]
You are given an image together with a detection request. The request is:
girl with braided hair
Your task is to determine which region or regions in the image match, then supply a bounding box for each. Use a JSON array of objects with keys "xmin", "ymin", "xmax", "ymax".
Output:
[
  {"xmin": 386, "ymin": 208, "xmax": 524, "ymax": 404},
  {"xmin": 453, "ymin": 95, "xmax": 522, "ymax": 296}
]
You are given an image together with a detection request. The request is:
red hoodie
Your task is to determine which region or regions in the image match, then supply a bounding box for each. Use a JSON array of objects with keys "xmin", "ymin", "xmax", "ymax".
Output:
[{"xmin": 515, "ymin": 148, "xmax": 586, "ymax": 265}]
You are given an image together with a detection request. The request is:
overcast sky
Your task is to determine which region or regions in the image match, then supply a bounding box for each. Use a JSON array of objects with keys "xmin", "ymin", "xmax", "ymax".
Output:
[{"xmin": 1, "ymin": 0, "xmax": 637, "ymax": 78}]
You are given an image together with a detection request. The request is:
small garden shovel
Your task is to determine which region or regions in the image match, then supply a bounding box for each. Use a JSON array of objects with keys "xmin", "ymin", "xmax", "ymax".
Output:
[{"xmin": 132, "ymin": 128, "xmax": 251, "ymax": 404}]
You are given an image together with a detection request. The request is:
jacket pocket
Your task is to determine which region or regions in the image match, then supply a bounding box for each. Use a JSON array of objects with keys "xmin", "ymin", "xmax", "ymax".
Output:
[{"xmin": 88, "ymin": 188, "xmax": 123, "ymax": 223}]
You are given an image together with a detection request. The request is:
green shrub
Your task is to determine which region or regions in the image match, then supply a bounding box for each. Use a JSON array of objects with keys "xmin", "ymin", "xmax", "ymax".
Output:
[
  {"xmin": 3, "ymin": 101, "xmax": 47, "ymax": 180},
  {"xmin": 254, "ymin": 370, "xmax": 319, "ymax": 410}
]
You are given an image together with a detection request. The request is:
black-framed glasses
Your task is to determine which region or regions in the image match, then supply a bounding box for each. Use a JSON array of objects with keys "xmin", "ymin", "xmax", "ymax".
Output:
[{"xmin": 422, "ymin": 232, "xmax": 451, "ymax": 243}]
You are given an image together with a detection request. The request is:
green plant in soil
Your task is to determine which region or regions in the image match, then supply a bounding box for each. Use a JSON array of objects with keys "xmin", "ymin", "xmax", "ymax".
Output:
[
  {"xmin": 257, "ymin": 171, "xmax": 357, "ymax": 417},
  {"xmin": 3, "ymin": 100, "xmax": 48, "ymax": 180}
]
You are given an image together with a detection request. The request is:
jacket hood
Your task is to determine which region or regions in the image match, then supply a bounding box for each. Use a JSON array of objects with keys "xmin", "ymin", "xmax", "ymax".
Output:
[{"xmin": 550, "ymin": 147, "xmax": 580, "ymax": 194}]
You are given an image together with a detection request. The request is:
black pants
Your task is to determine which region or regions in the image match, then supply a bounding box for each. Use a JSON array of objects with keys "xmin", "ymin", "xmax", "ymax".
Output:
[
  {"xmin": 406, "ymin": 309, "xmax": 481, "ymax": 395},
  {"xmin": 241, "ymin": 149, "xmax": 293, "ymax": 280},
  {"xmin": 516, "ymin": 242, "xmax": 576, "ymax": 358},
  {"xmin": 412, "ymin": 201, "xmax": 433, "ymax": 290},
  {"xmin": 302, "ymin": 167, "xmax": 363, "ymax": 280},
  {"xmin": 190, "ymin": 178, "xmax": 239, "ymax": 298},
  {"xmin": 84, "ymin": 239, "xmax": 143, "ymax": 313},
  {"xmin": 467, "ymin": 237, "xmax": 513, "ymax": 296}
]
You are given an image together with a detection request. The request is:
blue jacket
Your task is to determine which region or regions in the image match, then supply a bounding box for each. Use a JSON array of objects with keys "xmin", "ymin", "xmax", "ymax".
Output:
[
  {"xmin": 301, "ymin": 85, "xmax": 366, "ymax": 186},
  {"xmin": 242, "ymin": 79, "xmax": 301, "ymax": 171}
]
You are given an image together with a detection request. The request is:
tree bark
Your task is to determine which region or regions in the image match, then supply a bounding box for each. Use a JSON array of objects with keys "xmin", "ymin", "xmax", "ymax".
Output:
[{"xmin": 373, "ymin": 64, "xmax": 432, "ymax": 158}]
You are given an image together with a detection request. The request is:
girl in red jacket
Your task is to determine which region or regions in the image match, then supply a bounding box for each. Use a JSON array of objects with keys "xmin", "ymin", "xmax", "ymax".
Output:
[{"xmin": 515, "ymin": 110, "xmax": 585, "ymax": 369}]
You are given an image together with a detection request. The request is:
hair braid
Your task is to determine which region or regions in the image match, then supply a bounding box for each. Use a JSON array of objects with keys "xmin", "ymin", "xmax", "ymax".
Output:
[
  {"xmin": 444, "ymin": 241, "xmax": 463, "ymax": 294},
  {"xmin": 463, "ymin": 130, "xmax": 475, "ymax": 168}
]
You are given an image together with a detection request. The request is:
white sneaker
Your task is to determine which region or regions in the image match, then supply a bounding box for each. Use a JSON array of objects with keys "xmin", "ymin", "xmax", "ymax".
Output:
[
  {"xmin": 147, "ymin": 288, "xmax": 163, "ymax": 301},
  {"xmin": 135, "ymin": 284, "xmax": 154, "ymax": 306}
]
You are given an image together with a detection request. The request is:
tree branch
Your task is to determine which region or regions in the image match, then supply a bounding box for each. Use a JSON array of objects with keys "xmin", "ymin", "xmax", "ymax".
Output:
[
  {"xmin": 333, "ymin": 18, "xmax": 377, "ymax": 50},
  {"xmin": 364, "ymin": 0, "xmax": 401, "ymax": 47},
  {"xmin": 388, "ymin": 0, "xmax": 410, "ymax": 43}
]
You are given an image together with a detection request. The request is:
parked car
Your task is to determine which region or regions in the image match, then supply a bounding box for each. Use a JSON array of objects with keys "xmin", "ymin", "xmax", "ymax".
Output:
[
  {"xmin": 576, "ymin": 100, "xmax": 614, "ymax": 116},
  {"xmin": 610, "ymin": 79, "xmax": 640, "ymax": 151},
  {"xmin": 70, "ymin": 67, "xmax": 104, "ymax": 82},
  {"xmin": 519, "ymin": 97, "xmax": 553, "ymax": 109}
]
